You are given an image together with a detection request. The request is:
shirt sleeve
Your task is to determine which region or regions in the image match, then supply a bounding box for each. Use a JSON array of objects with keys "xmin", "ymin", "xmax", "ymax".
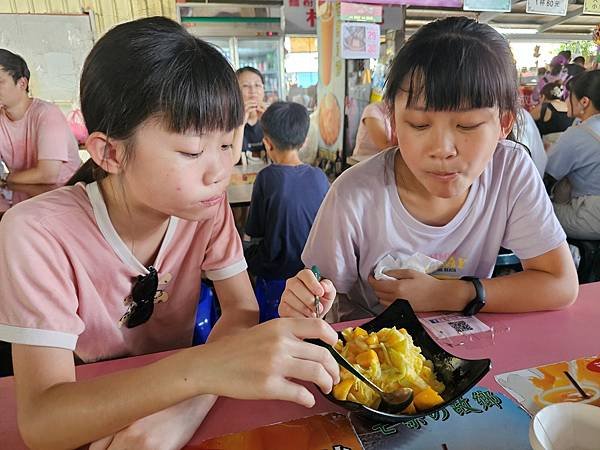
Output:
[
  {"xmin": 0, "ymin": 210, "xmax": 83, "ymax": 350},
  {"xmin": 35, "ymin": 105, "xmax": 76, "ymax": 162},
  {"xmin": 203, "ymin": 195, "xmax": 247, "ymax": 281},
  {"xmin": 244, "ymin": 171, "xmax": 266, "ymax": 238},
  {"xmin": 545, "ymin": 127, "xmax": 579, "ymax": 180},
  {"xmin": 361, "ymin": 103, "xmax": 385, "ymax": 122},
  {"xmin": 502, "ymin": 150, "xmax": 566, "ymax": 260},
  {"xmin": 302, "ymin": 177, "xmax": 360, "ymax": 294}
]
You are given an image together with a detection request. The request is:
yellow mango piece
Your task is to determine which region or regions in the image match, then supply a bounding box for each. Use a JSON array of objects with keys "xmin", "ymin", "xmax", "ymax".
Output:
[
  {"xmin": 366, "ymin": 333, "xmax": 379, "ymax": 346},
  {"xmin": 333, "ymin": 379, "xmax": 355, "ymax": 401},
  {"xmin": 353, "ymin": 327, "xmax": 368, "ymax": 338},
  {"xmin": 334, "ymin": 339, "xmax": 344, "ymax": 352},
  {"xmin": 413, "ymin": 387, "xmax": 444, "ymax": 411},
  {"xmin": 356, "ymin": 349, "xmax": 379, "ymax": 369},
  {"xmin": 401, "ymin": 401, "xmax": 417, "ymax": 415}
]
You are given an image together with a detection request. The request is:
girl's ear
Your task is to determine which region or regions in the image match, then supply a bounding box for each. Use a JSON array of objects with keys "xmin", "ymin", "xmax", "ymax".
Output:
[
  {"xmin": 580, "ymin": 96, "xmax": 591, "ymax": 110},
  {"xmin": 85, "ymin": 132, "xmax": 126, "ymax": 175},
  {"xmin": 499, "ymin": 111, "xmax": 515, "ymax": 139},
  {"xmin": 17, "ymin": 77, "xmax": 28, "ymax": 92}
]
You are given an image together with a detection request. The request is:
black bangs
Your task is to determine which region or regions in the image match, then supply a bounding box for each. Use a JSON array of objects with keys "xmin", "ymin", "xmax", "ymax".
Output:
[
  {"xmin": 384, "ymin": 17, "xmax": 518, "ymax": 114},
  {"xmin": 156, "ymin": 41, "xmax": 244, "ymax": 135},
  {"xmin": 81, "ymin": 17, "xmax": 243, "ymax": 141}
]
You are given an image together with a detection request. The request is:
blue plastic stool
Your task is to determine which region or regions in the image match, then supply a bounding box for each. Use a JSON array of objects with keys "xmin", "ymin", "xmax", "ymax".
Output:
[
  {"xmin": 567, "ymin": 238, "xmax": 600, "ymax": 284},
  {"xmin": 492, "ymin": 248, "xmax": 522, "ymax": 277},
  {"xmin": 192, "ymin": 281, "xmax": 220, "ymax": 345},
  {"xmin": 254, "ymin": 277, "xmax": 286, "ymax": 323}
]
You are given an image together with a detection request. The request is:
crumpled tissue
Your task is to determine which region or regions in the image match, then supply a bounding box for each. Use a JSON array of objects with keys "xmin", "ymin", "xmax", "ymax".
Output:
[{"xmin": 373, "ymin": 253, "xmax": 444, "ymax": 280}]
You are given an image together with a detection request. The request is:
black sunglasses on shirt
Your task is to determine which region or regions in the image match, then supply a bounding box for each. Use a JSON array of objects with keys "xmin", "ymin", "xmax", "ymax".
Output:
[{"xmin": 120, "ymin": 266, "xmax": 159, "ymax": 328}]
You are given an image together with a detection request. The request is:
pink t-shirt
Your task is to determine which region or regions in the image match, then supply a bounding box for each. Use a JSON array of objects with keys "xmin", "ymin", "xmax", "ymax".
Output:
[
  {"xmin": 0, "ymin": 98, "xmax": 80, "ymax": 184},
  {"xmin": 352, "ymin": 102, "xmax": 392, "ymax": 157},
  {"xmin": 0, "ymin": 182, "xmax": 247, "ymax": 362}
]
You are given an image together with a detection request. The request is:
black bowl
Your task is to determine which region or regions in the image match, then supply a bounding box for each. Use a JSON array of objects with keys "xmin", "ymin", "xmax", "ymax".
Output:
[{"xmin": 321, "ymin": 299, "xmax": 491, "ymax": 423}]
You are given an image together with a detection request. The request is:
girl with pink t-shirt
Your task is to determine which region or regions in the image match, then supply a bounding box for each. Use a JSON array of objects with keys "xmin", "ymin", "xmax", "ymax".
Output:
[
  {"xmin": 0, "ymin": 18, "xmax": 339, "ymax": 450},
  {"xmin": 279, "ymin": 17, "xmax": 578, "ymax": 323}
]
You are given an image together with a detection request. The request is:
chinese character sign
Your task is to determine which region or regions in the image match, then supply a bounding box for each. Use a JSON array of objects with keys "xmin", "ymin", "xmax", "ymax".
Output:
[
  {"xmin": 284, "ymin": 0, "xmax": 316, "ymax": 33},
  {"xmin": 526, "ymin": 0, "xmax": 568, "ymax": 16},
  {"xmin": 584, "ymin": 0, "xmax": 600, "ymax": 14},
  {"xmin": 464, "ymin": 0, "xmax": 512, "ymax": 12},
  {"xmin": 341, "ymin": 22, "xmax": 380, "ymax": 59}
]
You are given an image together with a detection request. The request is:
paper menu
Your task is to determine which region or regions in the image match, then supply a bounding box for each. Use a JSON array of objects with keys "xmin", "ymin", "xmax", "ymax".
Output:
[{"xmin": 495, "ymin": 355, "xmax": 600, "ymax": 415}]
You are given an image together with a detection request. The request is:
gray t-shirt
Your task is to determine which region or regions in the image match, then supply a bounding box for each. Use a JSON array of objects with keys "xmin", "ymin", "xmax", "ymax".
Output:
[
  {"xmin": 546, "ymin": 115, "xmax": 600, "ymax": 198},
  {"xmin": 302, "ymin": 141, "xmax": 566, "ymax": 321}
]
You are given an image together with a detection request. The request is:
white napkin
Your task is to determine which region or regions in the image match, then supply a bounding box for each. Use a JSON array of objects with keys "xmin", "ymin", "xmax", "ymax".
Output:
[{"xmin": 373, "ymin": 253, "xmax": 444, "ymax": 280}]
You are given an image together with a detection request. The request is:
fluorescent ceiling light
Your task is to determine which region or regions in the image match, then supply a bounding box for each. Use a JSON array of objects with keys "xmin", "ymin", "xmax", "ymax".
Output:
[{"xmin": 493, "ymin": 27, "xmax": 538, "ymax": 35}]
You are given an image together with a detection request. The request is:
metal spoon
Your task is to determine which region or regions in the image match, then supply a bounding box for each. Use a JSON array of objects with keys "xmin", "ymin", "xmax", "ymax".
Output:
[
  {"xmin": 310, "ymin": 265, "xmax": 322, "ymax": 318},
  {"xmin": 307, "ymin": 338, "xmax": 414, "ymax": 413}
]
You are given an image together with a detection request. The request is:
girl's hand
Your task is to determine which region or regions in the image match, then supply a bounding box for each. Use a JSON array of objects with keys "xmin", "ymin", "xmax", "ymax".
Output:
[
  {"xmin": 279, "ymin": 268, "xmax": 336, "ymax": 318},
  {"xmin": 199, "ymin": 318, "xmax": 340, "ymax": 408},
  {"xmin": 368, "ymin": 269, "xmax": 445, "ymax": 311},
  {"xmin": 89, "ymin": 395, "xmax": 216, "ymax": 450}
]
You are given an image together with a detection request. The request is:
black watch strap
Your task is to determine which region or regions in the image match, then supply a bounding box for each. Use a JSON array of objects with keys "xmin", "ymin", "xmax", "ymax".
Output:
[{"xmin": 460, "ymin": 276, "xmax": 486, "ymax": 316}]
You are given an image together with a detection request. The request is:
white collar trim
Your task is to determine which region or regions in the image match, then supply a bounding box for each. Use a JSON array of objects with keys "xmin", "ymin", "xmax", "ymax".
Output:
[{"xmin": 85, "ymin": 181, "xmax": 179, "ymax": 275}]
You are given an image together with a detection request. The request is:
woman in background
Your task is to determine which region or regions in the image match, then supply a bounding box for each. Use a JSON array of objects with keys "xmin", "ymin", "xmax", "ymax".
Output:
[
  {"xmin": 236, "ymin": 66, "xmax": 268, "ymax": 163},
  {"xmin": 546, "ymin": 70, "xmax": 600, "ymax": 240},
  {"xmin": 531, "ymin": 81, "xmax": 573, "ymax": 136},
  {"xmin": 352, "ymin": 101, "xmax": 394, "ymax": 157}
]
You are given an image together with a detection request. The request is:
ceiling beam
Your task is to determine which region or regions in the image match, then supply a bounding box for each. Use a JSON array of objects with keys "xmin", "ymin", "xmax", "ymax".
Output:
[
  {"xmin": 478, "ymin": 0, "xmax": 523, "ymax": 23},
  {"xmin": 537, "ymin": 6, "xmax": 584, "ymax": 33}
]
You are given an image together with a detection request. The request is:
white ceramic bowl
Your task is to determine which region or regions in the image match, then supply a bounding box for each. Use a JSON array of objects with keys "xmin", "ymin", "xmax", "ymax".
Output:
[{"xmin": 529, "ymin": 402, "xmax": 600, "ymax": 450}]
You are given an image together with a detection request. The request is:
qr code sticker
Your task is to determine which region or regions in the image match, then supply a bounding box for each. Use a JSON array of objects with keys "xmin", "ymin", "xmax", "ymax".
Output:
[{"xmin": 447, "ymin": 320, "xmax": 474, "ymax": 334}]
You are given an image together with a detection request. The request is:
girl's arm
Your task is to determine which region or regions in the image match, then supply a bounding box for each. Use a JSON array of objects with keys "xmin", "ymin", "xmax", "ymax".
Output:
[
  {"xmin": 363, "ymin": 117, "xmax": 392, "ymax": 150},
  {"xmin": 12, "ymin": 317, "xmax": 339, "ymax": 450},
  {"xmin": 369, "ymin": 243, "xmax": 578, "ymax": 313},
  {"xmin": 529, "ymin": 102, "xmax": 543, "ymax": 121},
  {"xmin": 210, "ymin": 270, "xmax": 259, "ymax": 339}
]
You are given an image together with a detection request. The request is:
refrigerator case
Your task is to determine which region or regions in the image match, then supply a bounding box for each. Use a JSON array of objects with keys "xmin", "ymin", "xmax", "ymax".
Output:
[
  {"xmin": 194, "ymin": 36, "xmax": 284, "ymax": 103},
  {"xmin": 178, "ymin": 3, "xmax": 285, "ymax": 102},
  {"xmin": 237, "ymin": 38, "xmax": 284, "ymax": 103}
]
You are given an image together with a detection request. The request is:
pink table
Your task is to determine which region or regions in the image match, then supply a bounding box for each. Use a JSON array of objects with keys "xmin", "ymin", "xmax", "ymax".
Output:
[{"xmin": 2, "ymin": 282, "xmax": 599, "ymax": 448}]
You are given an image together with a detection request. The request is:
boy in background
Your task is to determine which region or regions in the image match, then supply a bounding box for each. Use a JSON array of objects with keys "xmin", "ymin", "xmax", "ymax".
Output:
[{"xmin": 244, "ymin": 101, "xmax": 329, "ymax": 321}]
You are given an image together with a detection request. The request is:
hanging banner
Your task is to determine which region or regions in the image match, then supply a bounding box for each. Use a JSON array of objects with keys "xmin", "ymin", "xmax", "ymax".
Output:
[
  {"xmin": 464, "ymin": 0, "xmax": 511, "ymax": 12},
  {"xmin": 342, "ymin": 0, "xmax": 462, "ymax": 6},
  {"xmin": 341, "ymin": 22, "xmax": 380, "ymax": 59},
  {"xmin": 340, "ymin": 2, "xmax": 383, "ymax": 22},
  {"xmin": 526, "ymin": 0, "xmax": 568, "ymax": 16},
  {"xmin": 584, "ymin": 0, "xmax": 600, "ymax": 15},
  {"xmin": 284, "ymin": 0, "xmax": 317, "ymax": 34},
  {"xmin": 317, "ymin": 1, "xmax": 345, "ymax": 156}
]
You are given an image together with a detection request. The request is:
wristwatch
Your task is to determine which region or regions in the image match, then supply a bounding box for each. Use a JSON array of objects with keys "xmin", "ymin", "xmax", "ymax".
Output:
[{"xmin": 460, "ymin": 276, "xmax": 486, "ymax": 316}]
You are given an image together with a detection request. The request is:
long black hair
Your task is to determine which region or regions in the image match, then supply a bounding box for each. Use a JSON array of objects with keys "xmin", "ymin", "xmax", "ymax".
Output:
[
  {"xmin": 568, "ymin": 70, "xmax": 600, "ymax": 110},
  {"xmin": 68, "ymin": 16, "xmax": 244, "ymax": 185},
  {"xmin": 383, "ymin": 17, "xmax": 518, "ymax": 117}
]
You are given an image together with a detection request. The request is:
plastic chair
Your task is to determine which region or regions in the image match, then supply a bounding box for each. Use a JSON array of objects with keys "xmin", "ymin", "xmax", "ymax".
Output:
[
  {"xmin": 567, "ymin": 239, "xmax": 600, "ymax": 284},
  {"xmin": 254, "ymin": 277, "xmax": 286, "ymax": 323},
  {"xmin": 492, "ymin": 248, "xmax": 522, "ymax": 277},
  {"xmin": 192, "ymin": 281, "xmax": 220, "ymax": 345}
]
